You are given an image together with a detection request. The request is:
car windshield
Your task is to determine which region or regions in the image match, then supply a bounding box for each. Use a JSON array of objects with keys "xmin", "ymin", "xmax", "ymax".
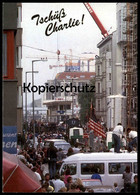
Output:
[{"xmin": 55, "ymin": 143, "xmax": 70, "ymax": 151}]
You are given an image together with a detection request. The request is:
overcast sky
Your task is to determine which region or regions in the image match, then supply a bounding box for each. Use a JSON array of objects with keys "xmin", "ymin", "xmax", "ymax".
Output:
[{"xmin": 21, "ymin": 3, "xmax": 116, "ymax": 104}]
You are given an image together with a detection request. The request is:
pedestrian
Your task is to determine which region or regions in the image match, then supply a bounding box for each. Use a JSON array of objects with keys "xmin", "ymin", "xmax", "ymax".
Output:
[
  {"xmin": 91, "ymin": 168, "xmax": 102, "ymax": 183},
  {"xmin": 65, "ymin": 176, "xmax": 73, "ymax": 191},
  {"xmin": 127, "ymin": 128, "xmax": 137, "ymax": 152},
  {"xmin": 76, "ymin": 178, "xmax": 86, "ymax": 192},
  {"xmin": 32, "ymin": 167, "xmax": 42, "ymax": 183},
  {"xmin": 66, "ymin": 147, "xmax": 74, "ymax": 157},
  {"xmin": 44, "ymin": 173, "xmax": 55, "ymax": 190},
  {"xmin": 130, "ymin": 175, "xmax": 138, "ymax": 193},
  {"xmin": 64, "ymin": 169, "xmax": 71, "ymax": 184},
  {"xmin": 47, "ymin": 142, "xmax": 58, "ymax": 179},
  {"xmin": 122, "ymin": 165, "xmax": 133, "ymax": 192},
  {"xmin": 121, "ymin": 135, "xmax": 127, "ymax": 150},
  {"xmin": 58, "ymin": 187, "xmax": 67, "ymax": 193},
  {"xmin": 72, "ymin": 143, "xmax": 80, "ymax": 154},
  {"xmin": 56, "ymin": 148, "xmax": 66, "ymax": 170},
  {"xmin": 53, "ymin": 174, "xmax": 65, "ymax": 192},
  {"xmin": 67, "ymin": 183, "xmax": 81, "ymax": 193},
  {"xmin": 41, "ymin": 183, "xmax": 48, "ymax": 192},
  {"xmin": 45, "ymin": 182, "xmax": 55, "ymax": 193},
  {"xmin": 112, "ymin": 123, "xmax": 123, "ymax": 153},
  {"xmin": 113, "ymin": 183, "xmax": 120, "ymax": 193},
  {"xmin": 41, "ymin": 158, "xmax": 49, "ymax": 177}
]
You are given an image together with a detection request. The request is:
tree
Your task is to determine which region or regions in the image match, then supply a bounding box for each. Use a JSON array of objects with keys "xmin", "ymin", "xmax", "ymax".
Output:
[{"xmin": 78, "ymin": 79, "xmax": 95, "ymax": 124}]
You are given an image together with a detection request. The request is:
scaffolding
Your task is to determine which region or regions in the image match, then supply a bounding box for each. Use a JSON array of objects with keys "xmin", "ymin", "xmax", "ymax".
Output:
[{"xmin": 122, "ymin": 3, "xmax": 137, "ymax": 130}]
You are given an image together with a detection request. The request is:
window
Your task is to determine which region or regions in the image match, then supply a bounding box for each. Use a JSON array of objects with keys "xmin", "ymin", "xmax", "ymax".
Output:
[
  {"xmin": 98, "ymin": 83, "xmax": 100, "ymax": 93},
  {"xmin": 81, "ymin": 163, "xmax": 104, "ymax": 175},
  {"xmin": 98, "ymin": 99, "xmax": 101, "ymax": 111},
  {"xmin": 17, "ymin": 86, "xmax": 22, "ymax": 108},
  {"xmin": 60, "ymin": 163, "xmax": 77, "ymax": 175},
  {"xmin": 66, "ymin": 105, "xmax": 71, "ymax": 110},
  {"xmin": 2, "ymin": 33, "xmax": 7, "ymax": 76},
  {"xmin": 109, "ymin": 87, "xmax": 111, "ymax": 95},
  {"xmin": 109, "ymin": 163, "xmax": 132, "ymax": 174},
  {"xmin": 109, "ymin": 73, "xmax": 111, "ymax": 80},
  {"xmin": 73, "ymin": 129, "xmax": 79, "ymax": 136},
  {"xmin": 133, "ymin": 162, "xmax": 137, "ymax": 174},
  {"xmin": 109, "ymin": 59, "xmax": 111, "ymax": 66},
  {"xmin": 97, "ymin": 65, "xmax": 100, "ymax": 75},
  {"xmin": 60, "ymin": 105, "xmax": 63, "ymax": 110}
]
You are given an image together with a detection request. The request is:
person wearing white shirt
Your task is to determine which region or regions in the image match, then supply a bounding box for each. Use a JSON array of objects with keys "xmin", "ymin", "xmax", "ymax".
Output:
[
  {"xmin": 127, "ymin": 128, "xmax": 137, "ymax": 152},
  {"xmin": 112, "ymin": 123, "xmax": 124, "ymax": 153},
  {"xmin": 53, "ymin": 174, "xmax": 65, "ymax": 192}
]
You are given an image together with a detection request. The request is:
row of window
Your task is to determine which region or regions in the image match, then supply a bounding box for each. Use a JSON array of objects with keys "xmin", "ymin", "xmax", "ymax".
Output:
[{"xmin": 61, "ymin": 162, "xmax": 137, "ymax": 175}]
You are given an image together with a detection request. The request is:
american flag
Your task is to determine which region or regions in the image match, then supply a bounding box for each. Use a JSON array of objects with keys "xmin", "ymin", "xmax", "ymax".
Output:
[
  {"xmin": 89, "ymin": 118, "xmax": 106, "ymax": 138},
  {"xmin": 88, "ymin": 99, "xmax": 106, "ymax": 138}
]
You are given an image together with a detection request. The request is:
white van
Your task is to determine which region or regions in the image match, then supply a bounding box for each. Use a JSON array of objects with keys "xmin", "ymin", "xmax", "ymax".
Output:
[{"xmin": 59, "ymin": 152, "xmax": 137, "ymax": 190}]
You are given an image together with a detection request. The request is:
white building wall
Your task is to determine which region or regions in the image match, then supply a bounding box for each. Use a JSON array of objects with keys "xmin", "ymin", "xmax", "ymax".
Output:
[{"xmin": 107, "ymin": 95, "xmax": 127, "ymax": 129}]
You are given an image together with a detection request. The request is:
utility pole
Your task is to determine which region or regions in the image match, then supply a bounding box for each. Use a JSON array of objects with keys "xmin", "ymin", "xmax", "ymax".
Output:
[
  {"xmin": 32, "ymin": 58, "xmax": 47, "ymax": 148},
  {"xmin": 25, "ymin": 71, "xmax": 38, "ymax": 132}
]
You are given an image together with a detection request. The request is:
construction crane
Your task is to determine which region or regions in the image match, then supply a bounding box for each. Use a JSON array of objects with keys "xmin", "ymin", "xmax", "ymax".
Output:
[{"xmin": 84, "ymin": 3, "xmax": 109, "ymax": 38}]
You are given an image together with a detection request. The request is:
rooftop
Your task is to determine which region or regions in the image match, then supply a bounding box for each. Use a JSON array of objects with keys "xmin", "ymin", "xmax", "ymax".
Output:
[
  {"xmin": 55, "ymin": 72, "xmax": 95, "ymax": 81},
  {"xmin": 64, "ymin": 152, "xmax": 137, "ymax": 162}
]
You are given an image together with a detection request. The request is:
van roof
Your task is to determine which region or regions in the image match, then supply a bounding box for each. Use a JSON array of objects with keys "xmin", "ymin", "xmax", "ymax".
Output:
[
  {"xmin": 45, "ymin": 139, "xmax": 66, "ymax": 142},
  {"xmin": 64, "ymin": 152, "xmax": 137, "ymax": 162}
]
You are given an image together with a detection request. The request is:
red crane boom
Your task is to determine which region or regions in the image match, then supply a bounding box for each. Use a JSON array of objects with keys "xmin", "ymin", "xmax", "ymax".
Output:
[{"xmin": 84, "ymin": 3, "xmax": 109, "ymax": 38}]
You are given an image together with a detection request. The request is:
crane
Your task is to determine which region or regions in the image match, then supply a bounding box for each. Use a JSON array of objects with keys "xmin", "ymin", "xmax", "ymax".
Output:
[{"xmin": 84, "ymin": 3, "xmax": 109, "ymax": 38}]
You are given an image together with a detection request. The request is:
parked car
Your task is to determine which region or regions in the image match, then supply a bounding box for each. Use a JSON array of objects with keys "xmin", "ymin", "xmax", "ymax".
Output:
[
  {"xmin": 44, "ymin": 139, "xmax": 71, "ymax": 154},
  {"xmin": 82, "ymin": 179, "xmax": 114, "ymax": 193}
]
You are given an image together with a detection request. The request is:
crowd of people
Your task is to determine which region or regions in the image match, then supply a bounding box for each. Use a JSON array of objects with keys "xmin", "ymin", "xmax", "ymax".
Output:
[
  {"xmin": 16, "ymin": 121, "xmax": 138, "ymax": 193},
  {"xmin": 112, "ymin": 123, "xmax": 137, "ymax": 153}
]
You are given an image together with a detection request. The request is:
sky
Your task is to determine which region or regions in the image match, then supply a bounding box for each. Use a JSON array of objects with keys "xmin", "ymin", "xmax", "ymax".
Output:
[{"xmin": 21, "ymin": 3, "xmax": 116, "ymax": 105}]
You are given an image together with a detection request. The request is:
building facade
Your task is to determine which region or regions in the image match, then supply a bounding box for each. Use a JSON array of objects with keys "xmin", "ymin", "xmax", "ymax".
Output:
[
  {"xmin": 43, "ymin": 72, "xmax": 95, "ymax": 123},
  {"xmin": 2, "ymin": 3, "xmax": 23, "ymax": 154},
  {"xmin": 95, "ymin": 32, "xmax": 120, "ymax": 128}
]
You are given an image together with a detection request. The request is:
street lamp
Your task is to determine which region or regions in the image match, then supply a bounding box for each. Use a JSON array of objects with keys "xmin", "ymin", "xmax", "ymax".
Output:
[
  {"xmin": 67, "ymin": 76, "xmax": 78, "ymax": 118},
  {"xmin": 32, "ymin": 58, "xmax": 47, "ymax": 148},
  {"xmin": 25, "ymin": 71, "xmax": 39, "ymax": 132}
]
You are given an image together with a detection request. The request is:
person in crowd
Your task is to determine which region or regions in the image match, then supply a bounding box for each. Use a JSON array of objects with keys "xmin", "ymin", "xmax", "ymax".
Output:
[
  {"xmin": 130, "ymin": 175, "xmax": 138, "ymax": 193},
  {"xmin": 122, "ymin": 165, "xmax": 133, "ymax": 192},
  {"xmin": 127, "ymin": 128, "xmax": 137, "ymax": 152},
  {"xmin": 52, "ymin": 174, "xmax": 65, "ymax": 192},
  {"xmin": 67, "ymin": 183, "xmax": 81, "ymax": 193},
  {"xmin": 41, "ymin": 158, "xmax": 49, "ymax": 177},
  {"xmin": 56, "ymin": 148, "xmax": 66, "ymax": 170},
  {"xmin": 113, "ymin": 183, "xmax": 120, "ymax": 193},
  {"xmin": 66, "ymin": 147, "xmax": 74, "ymax": 157},
  {"xmin": 80, "ymin": 146, "xmax": 86, "ymax": 153},
  {"xmin": 41, "ymin": 183, "xmax": 48, "ymax": 192},
  {"xmin": 75, "ymin": 178, "xmax": 86, "ymax": 192},
  {"xmin": 32, "ymin": 167, "xmax": 42, "ymax": 183},
  {"xmin": 72, "ymin": 143, "xmax": 80, "ymax": 154},
  {"xmin": 112, "ymin": 123, "xmax": 123, "ymax": 153},
  {"xmin": 64, "ymin": 169, "xmax": 71, "ymax": 185},
  {"xmin": 45, "ymin": 182, "xmax": 55, "ymax": 193},
  {"xmin": 47, "ymin": 142, "xmax": 58, "ymax": 179},
  {"xmin": 58, "ymin": 187, "xmax": 67, "ymax": 193},
  {"xmin": 60, "ymin": 175, "xmax": 65, "ymax": 182},
  {"xmin": 121, "ymin": 135, "xmax": 127, "ymax": 150},
  {"xmin": 65, "ymin": 176, "xmax": 73, "ymax": 191},
  {"xmin": 44, "ymin": 173, "xmax": 55, "ymax": 189},
  {"xmin": 91, "ymin": 168, "xmax": 102, "ymax": 183}
]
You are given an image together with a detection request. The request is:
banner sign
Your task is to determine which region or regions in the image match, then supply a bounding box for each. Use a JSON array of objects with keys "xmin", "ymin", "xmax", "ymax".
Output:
[{"xmin": 3, "ymin": 126, "xmax": 17, "ymax": 154}]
